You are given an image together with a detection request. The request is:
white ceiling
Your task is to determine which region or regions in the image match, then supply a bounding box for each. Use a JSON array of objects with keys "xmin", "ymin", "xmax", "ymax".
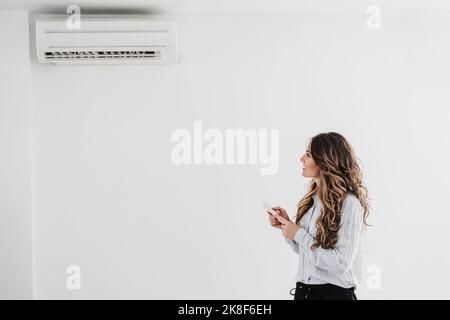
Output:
[{"xmin": 2, "ymin": 0, "xmax": 450, "ymax": 15}]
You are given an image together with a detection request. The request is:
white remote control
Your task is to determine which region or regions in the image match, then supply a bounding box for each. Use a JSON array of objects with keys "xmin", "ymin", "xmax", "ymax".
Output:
[{"xmin": 262, "ymin": 201, "xmax": 278, "ymax": 217}]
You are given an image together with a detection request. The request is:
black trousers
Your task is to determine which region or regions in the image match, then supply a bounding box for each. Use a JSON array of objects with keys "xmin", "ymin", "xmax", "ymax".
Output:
[{"xmin": 290, "ymin": 282, "xmax": 357, "ymax": 300}]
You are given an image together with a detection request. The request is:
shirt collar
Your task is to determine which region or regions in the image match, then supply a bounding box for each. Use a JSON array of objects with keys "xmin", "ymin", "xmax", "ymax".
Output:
[{"xmin": 313, "ymin": 193, "xmax": 318, "ymax": 204}]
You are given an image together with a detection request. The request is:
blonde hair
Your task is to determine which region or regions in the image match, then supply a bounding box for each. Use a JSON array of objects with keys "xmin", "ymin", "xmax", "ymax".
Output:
[{"xmin": 295, "ymin": 132, "xmax": 371, "ymax": 250}]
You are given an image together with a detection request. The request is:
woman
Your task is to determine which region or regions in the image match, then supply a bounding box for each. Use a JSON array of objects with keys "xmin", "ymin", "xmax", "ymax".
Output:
[{"xmin": 268, "ymin": 132, "xmax": 370, "ymax": 300}]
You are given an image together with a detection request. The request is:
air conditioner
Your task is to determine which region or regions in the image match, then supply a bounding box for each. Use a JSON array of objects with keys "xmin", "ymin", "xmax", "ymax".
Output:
[{"xmin": 35, "ymin": 15, "xmax": 177, "ymax": 64}]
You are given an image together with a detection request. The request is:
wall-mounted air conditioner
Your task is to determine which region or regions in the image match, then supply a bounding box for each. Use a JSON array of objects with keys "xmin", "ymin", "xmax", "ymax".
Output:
[{"xmin": 35, "ymin": 15, "xmax": 177, "ymax": 65}]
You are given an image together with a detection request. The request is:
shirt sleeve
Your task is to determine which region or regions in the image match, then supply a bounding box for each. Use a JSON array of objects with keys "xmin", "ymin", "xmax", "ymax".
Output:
[
  {"xmin": 285, "ymin": 237, "xmax": 299, "ymax": 254},
  {"xmin": 293, "ymin": 195, "xmax": 363, "ymax": 273}
]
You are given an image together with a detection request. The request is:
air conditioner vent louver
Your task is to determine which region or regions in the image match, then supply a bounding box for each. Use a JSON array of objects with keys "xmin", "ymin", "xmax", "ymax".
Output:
[
  {"xmin": 36, "ymin": 15, "xmax": 177, "ymax": 65},
  {"xmin": 44, "ymin": 50, "xmax": 161, "ymax": 60}
]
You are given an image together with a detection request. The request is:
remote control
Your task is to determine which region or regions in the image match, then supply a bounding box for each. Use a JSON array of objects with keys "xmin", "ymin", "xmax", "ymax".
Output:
[{"xmin": 262, "ymin": 201, "xmax": 278, "ymax": 217}]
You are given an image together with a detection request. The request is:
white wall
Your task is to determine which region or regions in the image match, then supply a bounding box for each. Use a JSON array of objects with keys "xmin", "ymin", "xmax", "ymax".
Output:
[
  {"xmin": 28, "ymin": 13, "xmax": 450, "ymax": 299},
  {"xmin": 1, "ymin": 4, "xmax": 450, "ymax": 299},
  {"xmin": 0, "ymin": 10, "xmax": 34, "ymax": 299}
]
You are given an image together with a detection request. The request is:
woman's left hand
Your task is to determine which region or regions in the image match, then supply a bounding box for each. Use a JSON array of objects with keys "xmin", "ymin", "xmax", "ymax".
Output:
[{"xmin": 273, "ymin": 212, "xmax": 301, "ymax": 241}]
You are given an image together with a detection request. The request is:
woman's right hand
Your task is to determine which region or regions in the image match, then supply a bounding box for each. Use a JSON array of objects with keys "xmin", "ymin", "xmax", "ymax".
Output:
[{"xmin": 268, "ymin": 206, "xmax": 291, "ymax": 229}]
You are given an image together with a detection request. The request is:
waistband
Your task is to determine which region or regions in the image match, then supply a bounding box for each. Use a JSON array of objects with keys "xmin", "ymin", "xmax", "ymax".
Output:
[{"xmin": 295, "ymin": 282, "xmax": 355, "ymax": 292}]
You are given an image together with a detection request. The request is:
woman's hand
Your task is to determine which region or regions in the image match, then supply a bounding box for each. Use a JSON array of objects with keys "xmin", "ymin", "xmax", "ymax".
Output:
[
  {"xmin": 268, "ymin": 212, "xmax": 283, "ymax": 230},
  {"xmin": 267, "ymin": 206, "xmax": 300, "ymax": 241},
  {"xmin": 268, "ymin": 206, "xmax": 290, "ymax": 229}
]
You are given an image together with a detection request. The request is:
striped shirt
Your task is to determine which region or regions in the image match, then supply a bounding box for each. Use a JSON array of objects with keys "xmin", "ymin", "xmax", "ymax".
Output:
[{"xmin": 285, "ymin": 192, "xmax": 364, "ymax": 289}]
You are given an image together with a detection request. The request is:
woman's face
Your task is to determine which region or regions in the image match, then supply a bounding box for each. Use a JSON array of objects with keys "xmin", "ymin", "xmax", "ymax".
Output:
[{"xmin": 300, "ymin": 143, "xmax": 320, "ymax": 178}]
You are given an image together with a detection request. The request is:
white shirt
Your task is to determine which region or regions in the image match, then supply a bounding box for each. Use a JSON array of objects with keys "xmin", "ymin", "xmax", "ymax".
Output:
[{"xmin": 285, "ymin": 192, "xmax": 364, "ymax": 289}]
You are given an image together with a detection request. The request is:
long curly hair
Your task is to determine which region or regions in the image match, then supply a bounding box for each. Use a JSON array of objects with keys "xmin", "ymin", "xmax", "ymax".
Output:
[{"xmin": 295, "ymin": 132, "xmax": 371, "ymax": 250}]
